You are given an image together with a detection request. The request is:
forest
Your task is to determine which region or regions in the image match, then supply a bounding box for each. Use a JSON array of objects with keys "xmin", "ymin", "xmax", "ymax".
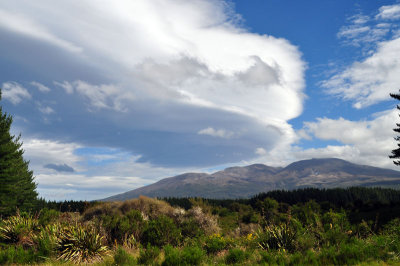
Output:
[{"xmin": 1, "ymin": 187, "xmax": 400, "ymax": 265}]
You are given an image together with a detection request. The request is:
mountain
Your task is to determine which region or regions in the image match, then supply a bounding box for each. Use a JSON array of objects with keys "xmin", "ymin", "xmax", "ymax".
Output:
[{"xmin": 102, "ymin": 158, "xmax": 400, "ymax": 201}]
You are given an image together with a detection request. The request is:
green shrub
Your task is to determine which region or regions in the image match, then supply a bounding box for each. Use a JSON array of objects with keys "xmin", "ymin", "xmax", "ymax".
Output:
[
  {"xmin": 101, "ymin": 210, "xmax": 145, "ymax": 244},
  {"xmin": 141, "ymin": 215, "xmax": 181, "ymax": 247},
  {"xmin": 225, "ymin": 248, "xmax": 248, "ymax": 264},
  {"xmin": 162, "ymin": 245, "xmax": 204, "ymax": 266},
  {"xmin": 38, "ymin": 208, "xmax": 60, "ymax": 226},
  {"xmin": 114, "ymin": 247, "xmax": 136, "ymax": 265},
  {"xmin": 0, "ymin": 214, "xmax": 40, "ymax": 246},
  {"xmin": 138, "ymin": 245, "xmax": 160, "ymax": 265},
  {"xmin": 0, "ymin": 246, "xmax": 37, "ymax": 264},
  {"xmin": 258, "ymin": 250, "xmax": 289, "ymax": 265},
  {"xmin": 288, "ymin": 250, "xmax": 319, "ymax": 265},
  {"xmin": 180, "ymin": 218, "xmax": 204, "ymax": 239},
  {"xmin": 256, "ymin": 223, "xmax": 297, "ymax": 251},
  {"xmin": 162, "ymin": 245, "xmax": 181, "ymax": 266},
  {"xmin": 57, "ymin": 224, "xmax": 109, "ymax": 264},
  {"xmin": 34, "ymin": 228, "xmax": 58, "ymax": 260},
  {"xmin": 181, "ymin": 246, "xmax": 204, "ymax": 265},
  {"xmin": 204, "ymin": 234, "xmax": 228, "ymax": 254}
]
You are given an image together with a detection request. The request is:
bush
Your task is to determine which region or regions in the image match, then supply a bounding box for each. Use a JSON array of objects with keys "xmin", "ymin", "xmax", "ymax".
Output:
[
  {"xmin": 188, "ymin": 206, "xmax": 220, "ymax": 235},
  {"xmin": 162, "ymin": 245, "xmax": 204, "ymax": 266},
  {"xmin": 34, "ymin": 228, "xmax": 58, "ymax": 260},
  {"xmin": 101, "ymin": 210, "xmax": 145, "ymax": 244},
  {"xmin": 162, "ymin": 245, "xmax": 181, "ymax": 266},
  {"xmin": 57, "ymin": 224, "xmax": 109, "ymax": 264},
  {"xmin": 180, "ymin": 218, "xmax": 204, "ymax": 239},
  {"xmin": 38, "ymin": 208, "xmax": 60, "ymax": 226},
  {"xmin": 114, "ymin": 247, "xmax": 136, "ymax": 265},
  {"xmin": 204, "ymin": 234, "xmax": 228, "ymax": 254},
  {"xmin": 258, "ymin": 250, "xmax": 289, "ymax": 265},
  {"xmin": 138, "ymin": 245, "xmax": 160, "ymax": 265},
  {"xmin": 120, "ymin": 196, "xmax": 176, "ymax": 219},
  {"xmin": 141, "ymin": 215, "xmax": 181, "ymax": 247},
  {"xmin": 225, "ymin": 248, "xmax": 248, "ymax": 264},
  {"xmin": 256, "ymin": 223, "xmax": 297, "ymax": 251},
  {"xmin": 0, "ymin": 213, "xmax": 40, "ymax": 247},
  {"xmin": 0, "ymin": 246, "xmax": 37, "ymax": 264}
]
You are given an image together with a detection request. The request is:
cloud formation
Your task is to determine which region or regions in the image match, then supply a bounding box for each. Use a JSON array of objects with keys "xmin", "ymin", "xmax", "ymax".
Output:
[
  {"xmin": 0, "ymin": 0, "xmax": 306, "ymax": 169},
  {"xmin": 198, "ymin": 127, "xmax": 234, "ymax": 139},
  {"xmin": 325, "ymin": 9, "xmax": 400, "ymax": 108},
  {"xmin": 298, "ymin": 109, "xmax": 397, "ymax": 169},
  {"xmin": 376, "ymin": 4, "xmax": 400, "ymax": 20},
  {"xmin": 1, "ymin": 82, "xmax": 31, "ymax": 104},
  {"xmin": 44, "ymin": 163, "xmax": 75, "ymax": 173}
]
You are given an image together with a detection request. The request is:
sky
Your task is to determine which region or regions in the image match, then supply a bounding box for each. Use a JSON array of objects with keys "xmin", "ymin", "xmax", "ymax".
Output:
[{"xmin": 1, "ymin": 0, "xmax": 400, "ymax": 200}]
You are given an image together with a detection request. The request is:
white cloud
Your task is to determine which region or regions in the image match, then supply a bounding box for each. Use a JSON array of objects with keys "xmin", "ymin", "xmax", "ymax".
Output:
[
  {"xmin": 53, "ymin": 81, "xmax": 74, "ymax": 94},
  {"xmin": 21, "ymin": 137, "xmax": 206, "ymax": 200},
  {"xmin": 1, "ymin": 0, "xmax": 305, "ymax": 125},
  {"xmin": 38, "ymin": 106, "xmax": 54, "ymax": 114},
  {"xmin": 323, "ymin": 37, "xmax": 400, "ymax": 108},
  {"xmin": 31, "ymin": 81, "xmax": 50, "ymax": 92},
  {"xmin": 337, "ymin": 13, "xmax": 391, "ymax": 47},
  {"xmin": 0, "ymin": 9, "xmax": 82, "ymax": 53},
  {"xmin": 255, "ymin": 147, "xmax": 267, "ymax": 156},
  {"xmin": 198, "ymin": 127, "xmax": 234, "ymax": 139},
  {"xmin": 0, "ymin": 0, "xmax": 308, "ymax": 199},
  {"xmin": 54, "ymin": 80, "xmax": 135, "ymax": 112},
  {"xmin": 1, "ymin": 82, "xmax": 31, "ymax": 104},
  {"xmin": 376, "ymin": 4, "xmax": 400, "ymax": 20},
  {"xmin": 298, "ymin": 109, "xmax": 398, "ymax": 169},
  {"xmin": 22, "ymin": 138, "xmax": 82, "ymax": 173}
]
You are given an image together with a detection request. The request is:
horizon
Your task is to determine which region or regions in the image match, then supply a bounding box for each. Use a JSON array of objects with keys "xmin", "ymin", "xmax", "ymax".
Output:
[{"xmin": 1, "ymin": 0, "xmax": 400, "ymax": 200}]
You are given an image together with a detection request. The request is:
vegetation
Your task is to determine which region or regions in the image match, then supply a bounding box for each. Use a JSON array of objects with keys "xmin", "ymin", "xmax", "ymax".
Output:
[
  {"xmin": 1, "ymin": 188, "xmax": 400, "ymax": 265},
  {"xmin": 0, "ymin": 90, "xmax": 38, "ymax": 217},
  {"xmin": 390, "ymin": 90, "xmax": 400, "ymax": 165}
]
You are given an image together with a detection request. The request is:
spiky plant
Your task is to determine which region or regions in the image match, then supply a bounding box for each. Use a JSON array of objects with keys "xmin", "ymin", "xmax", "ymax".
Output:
[
  {"xmin": 256, "ymin": 223, "xmax": 297, "ymax": 252},
  {"xmin": 0, "ymin": 213, "xmax": 40, "ymax": 247},
  {"xmin": 57, "ymin": 224, "xmax": 109, "ymax": 264}
]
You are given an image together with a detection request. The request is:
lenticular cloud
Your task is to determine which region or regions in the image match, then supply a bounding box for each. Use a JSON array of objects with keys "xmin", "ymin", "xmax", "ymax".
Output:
[{"xmin": 0, "ymin": 0, "xmax": 306, "ymax": 166}]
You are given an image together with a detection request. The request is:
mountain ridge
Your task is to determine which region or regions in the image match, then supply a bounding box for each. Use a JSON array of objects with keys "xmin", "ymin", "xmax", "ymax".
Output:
[{"xmin": 102, "ymin": 158, "xmax": 400, "ymax": 201}]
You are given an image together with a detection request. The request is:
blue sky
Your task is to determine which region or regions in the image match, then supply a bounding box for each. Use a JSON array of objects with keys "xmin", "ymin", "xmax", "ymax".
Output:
[{"xmin": 1, "ymin": 0, "xmax": 400, "ymax": 200}]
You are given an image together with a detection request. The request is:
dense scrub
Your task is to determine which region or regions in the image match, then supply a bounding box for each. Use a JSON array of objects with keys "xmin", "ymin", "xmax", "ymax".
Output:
[{"xmin": 1, "ymin": 187, "xmax": 400, "ymax": 265}]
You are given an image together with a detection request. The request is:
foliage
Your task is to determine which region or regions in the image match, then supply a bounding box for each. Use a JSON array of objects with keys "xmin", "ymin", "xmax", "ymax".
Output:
[
  {"xmin": 256, "ymin": 223, "xmax": 297, "ymax": 252},
  {"xmin": 100, "ymin": 209, "xmax": 145, "ymax": 244},
  {"xmin": 204, "ymin": 233, "xmax": 228, "ymax": 254},
  {"xmin": 2, "ymin": 187, "xmax": 400, "ymax": 265},
  {"xmin": 57, "ymin": 224, "xmax": 109, "ymax": 264},
  {"xmin": 141, "ymin": 215, "xmax": 181, "ymax": 247},
  {"xmin": 225, "ymin": 248, "xmax": 249, "ymax": 264},
  {"xmin": 38, "ymin": 208, "xmax": 60, "ymax": 226},
  {"xmin": 0, "ymin": 90, "xmax": 37, "ymax": 216},
  {"xmin": 0, "ymin": 213, "xmax": 40, "ymax": 246},
  {"xmin": 137, "ymin": 244, "xmax": 160, "ymax": 265},
  {"xmin": 0, "ymin": 245, "xmax": 37, "ymax": 264},
  {"xmin": 390, "ymin": 90, "xmax": 400, "ymax": 165},
  {"xmin": 162, "ymin": 245, "xmax": 204, "ymax": 266},
  {"xmin": 113, "ymin": 247, "xmax": 136, "ymax": 265}
]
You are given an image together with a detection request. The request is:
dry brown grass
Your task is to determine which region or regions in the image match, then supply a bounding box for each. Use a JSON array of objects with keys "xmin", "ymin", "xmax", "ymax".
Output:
[{"xmin": 82, "ymin": 196, "xmax": 177, "ymax": 221}]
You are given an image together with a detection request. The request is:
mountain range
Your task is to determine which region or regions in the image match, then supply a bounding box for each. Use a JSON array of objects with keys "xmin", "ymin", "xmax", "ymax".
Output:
[{"xmin": 103, "ymin": 158, "xmax": 400, "ymax": 201}]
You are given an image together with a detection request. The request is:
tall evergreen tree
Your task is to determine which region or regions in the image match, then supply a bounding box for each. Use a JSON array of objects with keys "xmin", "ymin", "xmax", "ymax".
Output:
[
  {"xmin": 390, "ymin": 91, "xmax": 400, "ymax": 166},
  {"xmin": 0, "ymin": 89, "xmax": 37, "ymax": 216}
]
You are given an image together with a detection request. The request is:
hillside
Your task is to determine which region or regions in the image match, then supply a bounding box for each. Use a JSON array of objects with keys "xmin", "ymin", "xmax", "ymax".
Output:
[{"xmin": 103, "ymin": 158, "xmax": 400, "ymax": 201}]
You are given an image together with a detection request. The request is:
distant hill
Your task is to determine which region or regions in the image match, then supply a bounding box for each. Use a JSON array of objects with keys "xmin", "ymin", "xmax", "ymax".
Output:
[{"xmin": 102, "ymin": 158, "xmax": 400, "ymax": 201}]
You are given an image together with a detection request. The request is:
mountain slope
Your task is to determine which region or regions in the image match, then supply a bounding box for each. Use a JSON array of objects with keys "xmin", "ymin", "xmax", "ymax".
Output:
[{"xmin": 103, "ymin": 158, "xmax": 400, "ymax": 201}]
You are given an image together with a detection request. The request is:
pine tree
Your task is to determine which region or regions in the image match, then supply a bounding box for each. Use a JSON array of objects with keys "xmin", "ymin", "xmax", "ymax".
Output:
[
  {"xmin": 390, "ymin": 91, "xmax": 400, "ymax": 166},
  {"xmin": 0, "ymin": 89, "xmax": 37, "ymax": 216}
]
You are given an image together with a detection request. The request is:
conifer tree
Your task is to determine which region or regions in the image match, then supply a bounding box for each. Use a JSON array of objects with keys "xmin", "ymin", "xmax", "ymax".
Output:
[
  {"xmin": 390, "ymin": 91, "xmax": 400, "ymax": 166},
  {"xmin": 0, "ymin": 89, "xmax": 37, "ymax": 216}
]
